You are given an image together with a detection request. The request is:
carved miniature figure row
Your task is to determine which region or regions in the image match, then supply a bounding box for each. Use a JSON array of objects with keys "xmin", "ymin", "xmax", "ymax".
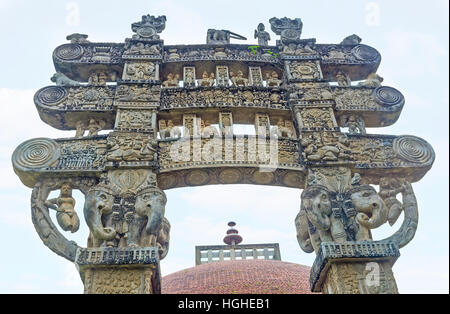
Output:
[
  {"xmin": 161, "ymin": 65, "xmax": 282, "ymax": 89},
  {"xmin": 157, "ymin": 112, "xmax": 296, "ymax": 140},
  {"xmin": 50, "ymin": 59, "xmax": 381, "ymax": 90}
]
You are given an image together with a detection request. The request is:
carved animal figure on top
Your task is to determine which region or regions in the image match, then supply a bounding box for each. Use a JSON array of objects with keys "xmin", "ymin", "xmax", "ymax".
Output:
[
  {"xmin": 206, "ymin": 29, "xmax": 247, "ymax": 45},
  {"xmin": 66, "ymin": 33, "xmax": 90, "ymax": 44},
  {"xmin": 340, "ymin": 34, "xmax": 362, "ymax": 45},
  {"xmin": 51, "ymin": 72, "xmax": 83, "ymax": 87},
  {"xmin": 358, "ymin": 72, "xmax": 384, "ymax": 87}
]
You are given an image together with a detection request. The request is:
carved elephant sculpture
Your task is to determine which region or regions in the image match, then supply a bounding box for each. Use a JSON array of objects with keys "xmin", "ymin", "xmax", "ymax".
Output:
[
  {"xmin": 127, "ymin": 187, "xmax": 167, "ymax": 248},
  {"xmin": 349, "ymin": 185, "xmax": 389, "ymax": 240},
  {"xmin": 295, "ymin": 185, "xmax": 347, "ymax": 254},
  {"xmin": 84, "ymin": 185, "xmax": 117, "ymax": 247}
]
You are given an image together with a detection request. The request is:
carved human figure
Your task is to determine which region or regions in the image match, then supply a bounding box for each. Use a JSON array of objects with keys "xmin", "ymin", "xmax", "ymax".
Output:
[
  {"xmin": 266, "ymin": 71, "xmax": 282, "ymax": 87},
  {"xmin": 107, "ymin": 137, "xmax": 124, "ymax": 161},
  {"xmin": 168, "ymin": 120, "xmax": 181, "ymax": 138},
  {"xmin": 230, "ymin": 70, "xmax": 248, "ymax": 87},
  {"xmin": 162, "ymin": 73, "xmax": 180, "ymax": 88},
  {"xmin": 87, "ymin": 119, "xmax": 104, "ymax": 136},
  {"xmin": 254, "ymin": 23, "xmax": 270, "ymax": 46},
  {"xmin": 84, "ymin": 185, "xmax": 117, "ymax": 247},
  {"xmin": 272, "ymin": 118, "xmax": 294, "ymax": 139},
  {"xmin": 336, "ymin": 71, "xmax": 351, "ymax": 87},
  {"xmin": 139, "ymin": 138, "xmax": 157, "ymax": 161},
  {"xmin": 198, "ymin": 71, "xmax": 214, "ymax": 87},
  {"xmin": 201, "ymin": 120, "xmax": 219, "ymax": 137},
  {"xmin": 45, "ymin": 183, "xmax": 80, "ymax": 233},
  {"xmin": 75, "ymin": 121, "xmax": 85, "ymax": 138}
]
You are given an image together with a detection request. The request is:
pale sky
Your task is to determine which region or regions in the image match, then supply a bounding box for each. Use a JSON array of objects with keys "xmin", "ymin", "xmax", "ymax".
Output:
[{"xmin": 0, "ymin": 0, "xmax": 448, "ymax": 293}]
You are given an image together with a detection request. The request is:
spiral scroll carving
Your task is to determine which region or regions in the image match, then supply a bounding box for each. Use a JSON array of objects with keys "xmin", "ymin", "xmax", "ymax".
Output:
[
  {"xmin": 393, "ymin": 136, "xmax": 434, "ymax": 164},
  {"xmin": 35, "ymin": 86, "xmax": 68, "ymax": 106},
  {"xmin": 12, "ymin": 138, "xmax": 61, "ymax": 172},
  {"xmin": 351, "ymin": 44, "xmax": 379, "ymax": 62},
  {"xmin": 373, "ymin": 86, "xmax": 404, "ymax": 107},
  {"xmin": 55, "ymin": 44, "xmax": 84, "ymax": 60}
]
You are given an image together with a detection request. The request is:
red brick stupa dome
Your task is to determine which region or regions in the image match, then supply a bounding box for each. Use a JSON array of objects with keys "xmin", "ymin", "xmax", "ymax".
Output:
[{"xmin": 162, "ymin": 259, "xmax": 314, "ymax": 294}]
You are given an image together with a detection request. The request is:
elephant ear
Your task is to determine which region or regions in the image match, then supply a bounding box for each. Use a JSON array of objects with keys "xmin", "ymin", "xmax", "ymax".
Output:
[
  {"xmin": 157, "ymin": 218, "xmax": 171, "ymax": 259},
  {"xmin": 295, "ymin": 210, "xmax": 314, "ymax": 253}
]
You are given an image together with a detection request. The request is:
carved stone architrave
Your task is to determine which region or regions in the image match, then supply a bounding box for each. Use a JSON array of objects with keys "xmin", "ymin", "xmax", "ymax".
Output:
[
  {"xmin": 248, "ymin": 67, "xmax": 264, "ymax": 87},
  {"xmin": 216, "ymin": 65, "xmax": 230, "ymax": 87}
]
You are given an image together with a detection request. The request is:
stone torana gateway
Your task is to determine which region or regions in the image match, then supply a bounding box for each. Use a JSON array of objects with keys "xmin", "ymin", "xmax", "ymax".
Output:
[{"xmin": 12, "ymin": 14, "xmax": 435, "ymax": 294}]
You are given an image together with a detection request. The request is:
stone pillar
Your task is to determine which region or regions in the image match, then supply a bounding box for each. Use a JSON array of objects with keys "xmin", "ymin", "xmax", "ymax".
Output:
[
  {"xmin": 76, "ymin": 247, "xmax": 160, "ymax": 294},
  {"xmin": 310, "ymin": 242, "xmax": 399, "ymax": 294}
]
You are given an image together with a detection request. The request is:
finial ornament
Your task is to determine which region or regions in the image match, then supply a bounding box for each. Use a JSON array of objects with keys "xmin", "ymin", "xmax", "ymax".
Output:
[
  {"xmin": 223, "ymin": 221, "xmax": 243, "ymax": 246},
  {"xmin": 131, "ymin": 14, "xmax": 167, "ymax": 40}
]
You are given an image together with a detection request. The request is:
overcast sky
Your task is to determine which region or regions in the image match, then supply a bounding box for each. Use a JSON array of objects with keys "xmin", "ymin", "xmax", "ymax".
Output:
[{"xmin": 0, "ymin": 0, "xmax": 448, "ymax": 293}]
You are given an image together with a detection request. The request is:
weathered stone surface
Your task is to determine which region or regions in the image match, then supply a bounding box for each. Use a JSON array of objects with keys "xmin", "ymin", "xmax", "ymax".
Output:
[{"xmin": 11, "ymin": 14, "xmax": 434, "ymax": 295}]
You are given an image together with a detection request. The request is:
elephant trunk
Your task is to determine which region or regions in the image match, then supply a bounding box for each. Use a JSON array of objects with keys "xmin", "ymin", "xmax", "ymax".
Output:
[
  {"xmin": 83, "ymin": 195, "xmax": 116, "ymax": 241},
  {"xmin": 305, "ymin": 208, "xmax": 331, "ymax": 231},
  {"xmin": 146, "ymin": 202, "xmax": 164, "ymax": 236},
  {"xmin": 356, "ymin": 202, "xmax": 388, "ymax": 229}
]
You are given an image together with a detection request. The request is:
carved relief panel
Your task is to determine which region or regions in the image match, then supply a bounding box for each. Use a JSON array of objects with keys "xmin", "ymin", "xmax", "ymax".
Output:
[
  {"xmin": 294, "ymin": 105, "xmax": 338, "ymax": 131},
  {"xmin": 115, "ymin": 109, "xmax": 156, "ymax": 133},
  {"xmin": 122, "ymin": 61, "xmax": 159, "ymax": 81},
  {"xmin": 286, "ymin": 60, "xmax": 322, "ymax": 81}
]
